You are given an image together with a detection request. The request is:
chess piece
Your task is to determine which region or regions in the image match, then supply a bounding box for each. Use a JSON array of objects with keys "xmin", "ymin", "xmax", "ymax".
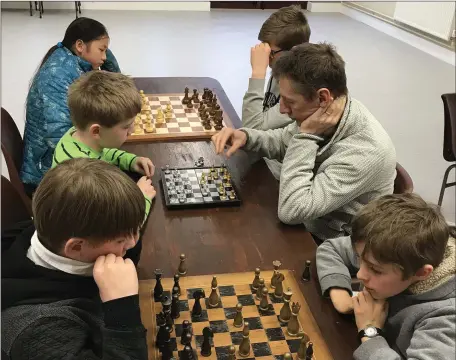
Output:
[
  {"xmin": 279, "ymin": 288, "xmax": 293, "ymax": 323},
  {"xmin": 192, "ymin": 89, "xmax": 200, "ymax": 103},
  {"xmin": 145, "ymin": 122, "xmax": 155, "ymax": 133},
  {"xmin": 198, "ymin": 103, "xmax": 206, "ymax": 115},
  {"xmin": 182, "ymin": 87, "xmax": 190, "ymax": 104},
  {"xmin": 182, "ymin": 345, "xmax": 195, "ymax": 360},
  {"xmin": 251, "ymin": 268, "xmax": 261, "ymax": 290},
  {"xmin": 162, "ymin": 296, "xmax": 174, "ymax": 331},
  {"xmin": 283, "ymin": 353, "xmax": 292, "ymax": 360},
  {"xmin": 160, "ymin": 326, "xmax": 173, "ymax": 360},
  {"xmin": 271, "ymin": 260, "xmax": 282, "ymax": 289},
  {"xmin": 187, "ymin": 98, "xmax": 193, "ymax": 109},
  {"xmin": 202, "ymin": 88, "xmax": 209, "ymax": 100},
  {"xmin": 287, "ymin": 302, "xmax": 301, "ymax": 336},
  {"xmin": 135, "ymin": 115, "xmax": 141, "ymax": 124},
  {"xmin": 238, "ymin": 322, "xmax": 251, "ymax": 357},
  {"xmin": 178, "ymin": 254, "xmax": 187, "ymax": 275},
  {"xmin": 180, "ymin": 320, "xmax": 192, "ymax": 345},
  {"xmin": 306, "ymin": 342, "xmax": 314, "ymax": 360},
  {"xmin": 274, "ymin": 273, "xmax": 285, "ymax": 299},
  {"xmin": 255, "ymin": 278, "xmax": 265, "ymax": 300},
  {"xmin": 227, "ymin": 345, "xmax": 236, "ymax": 360},
  {"xmin": 297, "ymin": 335, "xmax": 310, "ymax": 360},
  {"xmin": 203, "ymin": 121, "xmax": 212, "ymax": 130},
  {"xmin": 156, "ymin": 108, "xmax": 164, "ymax": 124},
  {"xmin": 154, "ymin": 269, "xmax": 164, "ymax": 301},
  {"xmin": 200, "ymin": 327, "xmax": 213, "ymax": 357},
  {"xmin": 233, "ymin": 303, "xmax": 243, "ymax": 327},
  {"xmin": 156, "ymin": 312, "xmax": 167, "ymax": 349},
  {"xmin": 208, "ymin": 276, "xmax": 220, "ymax": 308},
  {"xmin": 134, "ymin": 123, "xmax": 142, "ymax": 135},
  {"xmin": 182, "ymin": 332, "xmax": 192, "ymax": 347},
  {"xmin": 171, "ymin": 291, "xmax": 180, "ymax": 319},
  {"xmin": 259, "ymin": 286, "xmax": 269, "ymax": 311},
  {"xmin": 191, "ymin": 289, "xmax": 205, "ymax": 317},
  {"xmin": 174, "ymin": 274, "xmax": 181, "ymax": 296},
  {"xmin": 214, "ymin": 122, "xmax": 223, "ymax": 131},
  {"xmin": 139, "ymin": 90, "xmax": 144, "ymax": 95},
  {"xmin": 302, "ymin": 260, "xmax": 311, "ymax": 282}
]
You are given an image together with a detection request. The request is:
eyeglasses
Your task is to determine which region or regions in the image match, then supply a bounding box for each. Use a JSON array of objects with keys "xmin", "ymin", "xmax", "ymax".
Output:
[{"xmin": 270, "ymin": 49, "xmax": 284, "ymax": 58}]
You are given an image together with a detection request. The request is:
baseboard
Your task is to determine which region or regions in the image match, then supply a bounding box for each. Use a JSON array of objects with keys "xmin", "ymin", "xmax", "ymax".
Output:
[
  {"xmin": 307, "ymin": 1, "xmax": 342, "ymax": 13},
  {"xmin": 341, "ymin": 5, "xmax": 455, "ymax": 66},
  {"xmin": 1, "ymin": 1, "xmax": 210, "ymax": 12}
]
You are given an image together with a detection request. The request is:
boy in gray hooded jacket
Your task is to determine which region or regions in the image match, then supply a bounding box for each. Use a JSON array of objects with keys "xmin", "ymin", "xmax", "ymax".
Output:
[{"xmin": 316, "ymin": 193, "xmax": 455, "ymax": 360}]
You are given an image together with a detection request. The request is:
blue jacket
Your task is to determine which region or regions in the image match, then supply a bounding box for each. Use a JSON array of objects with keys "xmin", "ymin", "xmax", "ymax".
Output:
[{"xmin": 20, "ymin": 46, "xmax": 120, "ymax": 186}]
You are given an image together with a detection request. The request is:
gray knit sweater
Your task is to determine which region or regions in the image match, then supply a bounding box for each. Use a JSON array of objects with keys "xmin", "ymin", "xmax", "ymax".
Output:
[
  {"xmin": 241, "ymin": 95, "xmax": 397, "ymax": 240},
  {"xmin": 316, "ymin": 236, "xmax": 456, "ymax": 360}
]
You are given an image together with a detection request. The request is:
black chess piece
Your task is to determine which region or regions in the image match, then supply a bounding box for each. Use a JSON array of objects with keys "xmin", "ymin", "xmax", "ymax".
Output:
[
  {"xmin": 200, "ymin": 327, "xmax": 213, "ymax": 357},
  {"xmin": 156, "ymin": 313, "xmax": 167, "ymax": 349},
  {"xmin": 306, "ymin": 342, "xmax": 314, "ymax": 359},
  {"xmin": 204, "ymin": 122, "xmax": 212, "ymax": 130},
  {"xmin": 160, "ymin": 327, "xmax": 173, "ymax": 360},
  {"xmin": 180, "ymin": 320, "xmax": 192, "ymax": 345},
  {"xmin": 154, "ymin": 269, "xmax": 164, "ymax": 302},
  {"xmin": 191, "ymin": 290, "xmax": 205, "ymax": 317},
  {"xmin": 171, "ymin": 291, "xmax": 180, "ymax": 319},
  {"xmin": 302, "ymin": 260, "xmax": 311, "ymax": 282},
  {"xmin": 173, "ymin": 274, "xmax": 181, "ymax": 296},
  {"xmin": 182, "ymin": 87, "xmax": 190, "ymax": 105},
  {"xmin": 202, "ymin": 88, "xmax": 209, "ymax": 100},
  {"xmin": 162, "ymin": 296, "xmax": 173, "ymax": 331},
  {"xmin": 181, "ymin": 345, "xmax": 195, "ymax": 360}
]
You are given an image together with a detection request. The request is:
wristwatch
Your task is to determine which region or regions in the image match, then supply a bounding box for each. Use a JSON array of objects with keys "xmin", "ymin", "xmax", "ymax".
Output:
[{"xmin": 358, "ymin": 326, "xmax": 384, "ymax": 341}]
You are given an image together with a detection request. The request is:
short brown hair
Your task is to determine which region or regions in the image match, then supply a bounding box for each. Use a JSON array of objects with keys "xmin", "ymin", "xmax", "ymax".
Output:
[
  {"xmin": 33, "ymin": 158, "xmax": 145, "ymax": 252},
  {"xmin": 351, "ymin": 193, "xmax": 450, "ymax": 279},
  {"xmin": 258, "ymin": 5, "xmax": 311, "ymax": 50},
  {"xmin": 68, "ymin": 71, "xmax": 141, "ymax": 130},
  {"xmin": 272, "ymin": 42, "xmax": 348, "ymax": 101}
]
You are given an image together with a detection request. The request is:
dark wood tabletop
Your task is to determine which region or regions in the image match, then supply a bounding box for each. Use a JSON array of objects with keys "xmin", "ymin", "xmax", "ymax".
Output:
[{"xmin": 123, "ymin": 77, "xmax": 358, "ymax": 360}]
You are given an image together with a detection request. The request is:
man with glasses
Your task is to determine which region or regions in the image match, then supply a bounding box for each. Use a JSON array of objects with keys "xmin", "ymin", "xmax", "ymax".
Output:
[{"xmin": 242, "ymin": 5, "xmax": 311, "ymax": 179}]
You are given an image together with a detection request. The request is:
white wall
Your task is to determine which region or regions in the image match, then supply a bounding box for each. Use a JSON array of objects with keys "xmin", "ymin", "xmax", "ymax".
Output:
[
  {"xmin": 1, "ymin": 1, "xmax": 210, "ymax": 11},
  {"xmin": 352, "ymin": 2, "xmax": 397, "ymax": 18}
]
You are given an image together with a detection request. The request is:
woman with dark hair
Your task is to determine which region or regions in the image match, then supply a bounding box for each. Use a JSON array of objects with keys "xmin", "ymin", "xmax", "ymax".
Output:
[{"xmin": 21, "ymin": 17, "xmax": 121, "ymax": 195}]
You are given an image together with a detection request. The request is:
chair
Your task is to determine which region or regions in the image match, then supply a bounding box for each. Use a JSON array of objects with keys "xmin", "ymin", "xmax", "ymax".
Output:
[
  {"xmin": 438, "ymin": 94, "xmax": 456, "ymax": 206},
  {"xmin": 1, "ymin": 108, "xmax": 33, "ymax": 215},
  {"xmin": 394, "ymin": 162, "xmax": 414, "ymax": 194},
  {"xmin": 1, "ymin": 176, "xmax": 32, "ymax": 229}
]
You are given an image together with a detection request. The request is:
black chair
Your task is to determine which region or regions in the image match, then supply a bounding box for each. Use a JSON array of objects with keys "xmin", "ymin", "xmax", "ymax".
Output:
[
  {"xmin": 29, "ymin": 2, "xmax": 81, "ymax": 18},
  {"xmin": 438, "ymin": 94, "xmax": 456, "ymax": 206},
  {"xmin": 1, "ymin": 176, "xmax": 32, "ymax": 229}
]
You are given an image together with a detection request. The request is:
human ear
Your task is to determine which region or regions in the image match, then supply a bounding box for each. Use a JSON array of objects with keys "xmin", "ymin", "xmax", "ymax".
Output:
[
  {"xmin": 414, "ymin": 265, "xmax": 434, "ymax": 281},
  {"xmin": 89, "ymin": 124, "xmax": 102, "ymax": 139},
  {"xmin": 317, "ymin": 88, "xmax": 332, "ymax": 108},
  {"xmin": 63, "ymin": 237, "xmax": 86, "ymax": 260},
  {"xmin": 74, "ymin": 39, "xmax": 85, "ymax": 55}
]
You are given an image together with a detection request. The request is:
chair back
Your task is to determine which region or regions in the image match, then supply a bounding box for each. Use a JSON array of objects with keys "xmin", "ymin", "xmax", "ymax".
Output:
[
  {"xmin": 1, "ymin": 175, "xmax": 32, "ymax": 229},
  {"xmin": 441, "ymin": 94, "xmax": 456, "ymax": 162}
]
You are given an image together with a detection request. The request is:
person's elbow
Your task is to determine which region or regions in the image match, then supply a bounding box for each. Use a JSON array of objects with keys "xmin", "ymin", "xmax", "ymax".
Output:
[{"xmin": 277, "ymin": 203, "xmax": 305, "ymax": 225}]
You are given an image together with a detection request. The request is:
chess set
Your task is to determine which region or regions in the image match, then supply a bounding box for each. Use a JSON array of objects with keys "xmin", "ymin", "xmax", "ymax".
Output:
[
  {"xmin": 127, "ymin": 88, "xmax": 232, "ymax": 143},
  {"xmin": 139, "ymin": 256, "xmax": 332, "ymax": 360},
  {"xmin": 160, "ymin": 161, "xmax": 241, "ymax": 209}
]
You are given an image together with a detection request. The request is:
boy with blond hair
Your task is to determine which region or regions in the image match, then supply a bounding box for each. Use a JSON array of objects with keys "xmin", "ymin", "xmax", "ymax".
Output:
[
  {"xmin": 316, "ymin": 193, "xmax": 455, "ymax": 359},
  {"xmin": 52, "ymin": 70, "xmax": 156, "ymax": 217},
  {"xmin": 2, "ymin": 158, "xmax": 148, "ymax": 359}
]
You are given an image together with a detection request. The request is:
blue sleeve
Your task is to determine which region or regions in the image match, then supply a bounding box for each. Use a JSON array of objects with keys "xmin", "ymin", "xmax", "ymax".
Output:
[{"xmin": 101, "ymin": 49, "xmax": 121, "ymax": 73}]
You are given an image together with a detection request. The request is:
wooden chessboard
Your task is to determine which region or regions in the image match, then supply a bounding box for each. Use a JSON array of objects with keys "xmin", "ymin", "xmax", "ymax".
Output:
[
  {"xmin": 126, "ymin": 92, "xmax": 233, "ymax": 143},
  {"xmin": 139, "ymin": 271, "xmax": 333, "ymax": 360},
  {"xmin": 160, "ymin": 166, "xmax": 241, "ymax": 209}
]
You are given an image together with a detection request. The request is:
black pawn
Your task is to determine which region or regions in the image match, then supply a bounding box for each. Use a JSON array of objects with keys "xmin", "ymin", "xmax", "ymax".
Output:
[
  {"xmin": 200, "ymin": 327, "xmax": 213, "ymax": 357},
  {"xmin": 171, "ymin": 292, "xmax": 180, "ymax": 319},
  {"xmin": 191, "ymin": 290, "xmax": 205, "ymax": 317},
  {"xmin": 154, "ymin": 269, "xmax": 164, "ymax": 301},
  {"xmin": 180, "ymin": 320, "xmax": 192, "ymax": 345},
  {"xmin": 174, "ymin": 274, "xmax": 181, "ymax": 296},
  {"xmin": 182, "ymin": 332, "xmax": 192, "ymax": 348},
  {"xmin": 162, "ymin": 296, "xmax": 173, "ymax": 331},
  {"xmin": 161, "ymin": 327, "xmax": 173, "ymax": 360},
  {"xmin": 306, "ymin": 342, "xmax": 314, "ymax": 360},
  {"xmin": 181, "ymin": 345, "xmax": 195, "ymax": 360},
  {"xmin": 302, "ymin": 260, "xmax": 311, "ymax": 282}
]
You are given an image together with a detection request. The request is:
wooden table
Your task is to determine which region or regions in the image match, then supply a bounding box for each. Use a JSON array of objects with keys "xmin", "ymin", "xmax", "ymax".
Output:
[{"xmin": 123, "ymin": 77, "xmax": 358, "ymax": 360}]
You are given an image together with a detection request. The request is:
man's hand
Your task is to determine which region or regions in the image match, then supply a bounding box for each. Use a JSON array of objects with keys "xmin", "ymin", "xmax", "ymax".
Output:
[
  {"xmin": 93, "ymin": 254, "xmax": 139, "ymax": 303},
  {"xmin": 211, "ymin": 128, "xmax": 248, "ymax": 157},
  {"xmin": 133, "ymin": 156, "xmax": 155, "ymax": 177},
  {"xmin": 251, "ymin": 43, "xmax": 271, "ymax": 79},
  {"xmin": 353, "ymin": 289, "xmax": 389, "ymax": 331},
  {"xmin": 329, "ymin": 288, "xmax": 354, "ymax": 314},
  {"xmin": 299, "ymin": 96, "xmax": 347, "ymax": 136},
  {"xmin": 137, "ymin": 176, "xmax": 156, "ymax": 200}
]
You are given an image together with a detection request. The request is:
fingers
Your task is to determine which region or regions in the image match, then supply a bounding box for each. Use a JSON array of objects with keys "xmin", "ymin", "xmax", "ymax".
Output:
[
  {"xmin": 226, "ymin": 140, "xmax": 242, "ymax": 157},
  {"xmin": 94, "ymin": 255, "xmax": 106, "ymax": 270},
  {"xmin": 215, "ymin": 130, "xmax": 232, "ymax": 154},
  {"xmin": 105, "ymin": 253, "xmax": 117, "ymax": 264}
]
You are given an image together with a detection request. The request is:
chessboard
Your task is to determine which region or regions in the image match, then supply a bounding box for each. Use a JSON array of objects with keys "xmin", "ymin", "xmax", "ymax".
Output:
[
  {"xmin": 139, "ymin": 271, "xmax": 333, "ymax": 360},
  {"xmin": 126, "ymin": 88, "xmax": 234, "ymax": 143},
  {"xmin": 160, "ymin": 165, "xmax": 241, "ymax": 209}
]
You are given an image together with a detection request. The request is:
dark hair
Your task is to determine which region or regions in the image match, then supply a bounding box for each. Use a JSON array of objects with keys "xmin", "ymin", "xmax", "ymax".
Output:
[
  {"xmin": 38, "ymin": 17, "xmax": 108, "ymax": 70},
  {"xmin": 351, "ymin": 193, "xmax": 450, "ymax": 279},
  {"xmin": 33, "ymin": 158, "xmax": 145, "ymax": 253},
  {"xmin": 258, "ymin": 5, "xmax": 310, "ymax": 50},
  {"xmin": 272, "ymin": 42, "xmax": 348, "ymax": 101}
]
